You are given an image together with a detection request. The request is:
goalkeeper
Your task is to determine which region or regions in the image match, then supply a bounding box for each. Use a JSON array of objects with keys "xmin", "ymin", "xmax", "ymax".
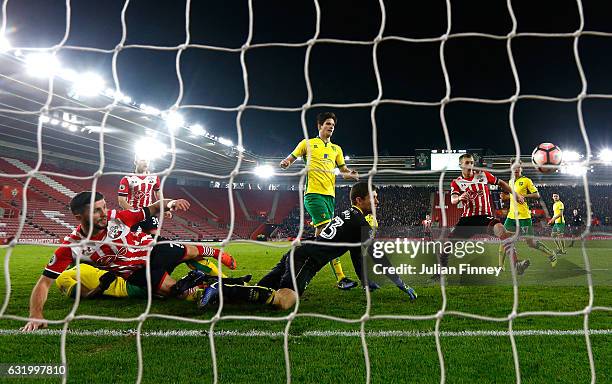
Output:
[{"xmin": 199, "ymin": 182, "xmax": 417, "ymax": 310}]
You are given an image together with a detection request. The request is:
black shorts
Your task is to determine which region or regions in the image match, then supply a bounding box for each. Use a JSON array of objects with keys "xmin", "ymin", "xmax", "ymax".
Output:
[
  {"xmin": 450, "ymin": 215, "xmax": 501, "ymax": 239},
  {"xmin": 130, "ymin": 215, "xmax": 159, "ymax": 234},
  {"xmin": 127, "ymin": 242, "xmax": 186, "ymax": 290},
  {"xmin": 569, "ymin": 225, "xmax": 582, "ymax": 236},
  {"xmin": 257, "ymin": 248, "xmax": 326, "ymax": 296}
]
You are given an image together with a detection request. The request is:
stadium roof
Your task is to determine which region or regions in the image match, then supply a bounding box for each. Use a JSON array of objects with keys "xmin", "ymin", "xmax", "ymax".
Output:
[{"xmin": 1, "ymin": 51, "xmax": 611, "ymax": 186}]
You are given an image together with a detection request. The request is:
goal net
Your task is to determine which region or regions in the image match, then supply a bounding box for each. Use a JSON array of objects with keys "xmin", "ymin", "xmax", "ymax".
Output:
[{"xmin": 0, "ymin": 0, "xmax": 610, "ymax": 383}]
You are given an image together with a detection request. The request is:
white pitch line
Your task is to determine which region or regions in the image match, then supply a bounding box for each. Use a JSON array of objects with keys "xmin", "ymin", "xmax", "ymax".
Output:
[{"xmin": 0, "ymin": 329, "xmax": 610, "ymax": 338}]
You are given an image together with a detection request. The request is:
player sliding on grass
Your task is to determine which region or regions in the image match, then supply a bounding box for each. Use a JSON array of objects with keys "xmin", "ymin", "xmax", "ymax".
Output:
[
  {"xmin": 498, "ymin": 159, "xmax": 558, "ymax": 269},
  {"xmin": 22, "ymin": 191, "xmax": 237, "ymax": 331},
  {"xmin": 55, "ymin": 263, "xmax": 251, "ymax": 301},
  {"xmin": 434, "ymin": 153, "xmax": 530, "ymax": 280},
  {"xmin": 280, "ymin": 112, "xmax": 360, "ymax": 290},
  {"xmin": 198, "ymin": 182, "xmax": 417, "ymax": 311},
  {"xmin": 118, "ymin": 155, "xmax": 222, "ymax": 277}
]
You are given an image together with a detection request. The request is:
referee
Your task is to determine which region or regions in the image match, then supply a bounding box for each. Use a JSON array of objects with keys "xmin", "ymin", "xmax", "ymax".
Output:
[{"xmin": 569, "ymin": 209, "xmax": 583, "ymax": 247}]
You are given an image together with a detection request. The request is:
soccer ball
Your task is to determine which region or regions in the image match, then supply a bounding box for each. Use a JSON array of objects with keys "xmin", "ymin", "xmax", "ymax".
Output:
[{"xmin": 532, "ymin": 143, "xmax": 563, "ymax": 173}]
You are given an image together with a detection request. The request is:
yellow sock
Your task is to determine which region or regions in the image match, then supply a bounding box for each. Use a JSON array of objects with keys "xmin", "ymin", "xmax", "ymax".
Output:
[
  {"xmin": 553, "ymin": 237, "xmax": 562, "ymax": 252},
  {"xmin": 184, "ymin": 288, "xmax": 202, "ymax": 301},
  {"xmin": 186, "ymin": 259, "xmax": 227, "ymax": 278},
  {"xmin": 330, "ymin": 258, "xmax": 345, "ymax": 281},
  {"xmin": 560, "ymin": 239, "xmax": 566, "ymax": 253}
]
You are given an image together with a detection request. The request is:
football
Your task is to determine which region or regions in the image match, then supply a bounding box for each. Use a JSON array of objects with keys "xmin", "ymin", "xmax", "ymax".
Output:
[{"xmin": 532, "ymin": 143, "xmax": 563, "ymax": 173}]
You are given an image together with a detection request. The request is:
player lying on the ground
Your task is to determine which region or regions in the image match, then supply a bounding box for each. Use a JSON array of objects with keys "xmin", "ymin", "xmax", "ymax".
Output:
[
  {"xmin": 198, "ymin": 182, "xmax": 417, "ymax": 311},
  {"xmin": 498, "ymin": 159, "xmax": 558, "ymax": 269},
  {"xmin": 56, "ymin": 263, "xmax": 147, "ymax": 299},
  {"xmin": 118, "ymin": 155, "xmax": 220, "ymax": 274},
  {"xmin": 279, "ymin": 112, "xmax": 360, "ymax": 290},
  {"xmin": 22, "ymin": 191, "xmax": 237, "ymax": 331},
  {"xmin": 435, "ymin": 153, "xmax": 531, "ymax": 280},
  {"xmin": 56, "ymin": 263, "xmax": 252, "ymax": 300}
]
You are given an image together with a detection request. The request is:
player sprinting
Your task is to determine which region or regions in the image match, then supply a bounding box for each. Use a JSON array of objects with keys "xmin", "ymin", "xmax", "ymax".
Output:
[
  {"xmin": 22, "ymin": 191, "xmax": 237, "ymax": 331},
  {"xmin": 279, "ymin": 112, "xmax": 360, "ymax": 290},
  {"xmin": 548, "ymin": 193, "xmax": 566, "ymax": 254},
  {"xmin": 118, "ymin": 156, "xmax": 222, "ymax": 277},
  {"xmin": 435, "ymin": 153, "xmax": 530, "ymax": 279},
  {"xmin": 498, "ymin": 159, "xmax": 558, "ymax": 269},
  {"xmin": 198, "ymin": 182, "xmax": 417, "ymax": 310}
]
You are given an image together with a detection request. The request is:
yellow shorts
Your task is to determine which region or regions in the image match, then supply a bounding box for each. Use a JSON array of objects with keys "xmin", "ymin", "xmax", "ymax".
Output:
[{"xmin": 55, "ymin": 264, "xmax": 128, "ymax": 298}]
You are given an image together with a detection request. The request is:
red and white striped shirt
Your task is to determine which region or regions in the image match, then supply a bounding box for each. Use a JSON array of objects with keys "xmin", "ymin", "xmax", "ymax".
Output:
[
  {"xmin": 118, "ymin": 175, "xmax": 160, "ymax": 209},
  {"xmin": 43, "ymin": 209, "xmax": 157, "ymax": 279},
  {"xmin": 450, "ymin": 171, "xmax": 498, "ymax": 217},
  {"xmin": 422, "ymin": 219, "xmax": 432, "ymax": 229}
]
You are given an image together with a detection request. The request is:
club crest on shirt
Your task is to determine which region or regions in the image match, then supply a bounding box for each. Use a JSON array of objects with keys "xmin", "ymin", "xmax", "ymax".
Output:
[{"xmin": 107, "ymin": 223, "xmax": 124, "ymax": 239}]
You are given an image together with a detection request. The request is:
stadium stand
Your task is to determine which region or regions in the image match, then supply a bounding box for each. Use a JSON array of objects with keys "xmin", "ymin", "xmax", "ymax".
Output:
[
  {"xmin": 2, "ymin": 157, "xmax": 612, "ymax": 243},
  {"xmin": 0, "ymin": 158, "xmax": 300, "ymax": 241}
]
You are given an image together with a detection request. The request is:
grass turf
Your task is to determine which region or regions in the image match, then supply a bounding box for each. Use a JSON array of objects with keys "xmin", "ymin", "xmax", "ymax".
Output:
[{"xmin": 0, "ymin": 241, "xmax": 610, "ymax": 383}]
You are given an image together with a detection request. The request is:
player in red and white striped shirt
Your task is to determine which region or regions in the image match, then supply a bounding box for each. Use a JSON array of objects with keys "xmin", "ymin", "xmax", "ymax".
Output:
[
  {"xmin": 422, "ymin": 214, "xmax": 433, "ymax": 239},
  {"xmin": 22, "ymin": 191, "xmax": 237, "ymax": 332},
  {"xmin": 435, "ymin": 153, "xmax": 530, "ymax": 278},
  {"xmin": 118, "ymin": 157, "xmax": 165, "ymax": 234}
]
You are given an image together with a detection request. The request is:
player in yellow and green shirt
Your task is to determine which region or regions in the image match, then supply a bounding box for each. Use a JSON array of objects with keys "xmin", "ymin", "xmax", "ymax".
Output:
[
  {"xmin": 279, "ymin": 112, "xmax": 360, "ymax": 290},
  {"xmin": 548, "ymin": 193, "xmax": 566, "ymax": 254},
  {"xmin": 499, "ymin": 160, "xmax": 558, "ymax": 269}
]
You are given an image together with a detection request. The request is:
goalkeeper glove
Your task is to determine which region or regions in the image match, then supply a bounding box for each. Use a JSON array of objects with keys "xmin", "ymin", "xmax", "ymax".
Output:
[{"xmin": 398, "ymin": 283, "xmax": 418, "ymax": 301}]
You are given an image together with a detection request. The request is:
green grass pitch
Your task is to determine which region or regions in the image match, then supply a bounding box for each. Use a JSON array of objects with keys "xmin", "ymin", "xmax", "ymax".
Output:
[{"xmin": 0, "ymin": 241, "xmax": 610, "ymax": 383}]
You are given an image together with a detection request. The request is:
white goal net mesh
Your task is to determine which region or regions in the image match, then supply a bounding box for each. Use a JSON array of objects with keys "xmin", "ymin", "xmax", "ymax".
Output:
[{"xmin": 0, "ymin": 0, "xmax": 610, "ymax": 383}]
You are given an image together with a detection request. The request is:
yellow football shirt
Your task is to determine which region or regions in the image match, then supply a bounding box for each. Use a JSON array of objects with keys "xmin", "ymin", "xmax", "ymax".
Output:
[
  {"xmin": 553, "ymin": 201, "xmax": 565, "ymax": 224},
  {"xmin": 507, "ymin": 176, "xmax": 537, "ymax": 220},
  {"xmin": 291, "ymin": 137, "xmax": 345, "ymax": 197}
]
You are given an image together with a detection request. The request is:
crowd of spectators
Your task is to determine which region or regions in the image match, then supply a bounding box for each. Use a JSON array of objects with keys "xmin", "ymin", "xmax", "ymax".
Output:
[
  {"xmin": 537, "ymin": 185, "xmax": 611, "ymax": 226},
  {"xmin": 274, "ymin": 184, "xmax": 611, "ymax": 239},
  {"xmin": 276, "ymin": 186, "xmax": 436, "ymax": 238}
]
